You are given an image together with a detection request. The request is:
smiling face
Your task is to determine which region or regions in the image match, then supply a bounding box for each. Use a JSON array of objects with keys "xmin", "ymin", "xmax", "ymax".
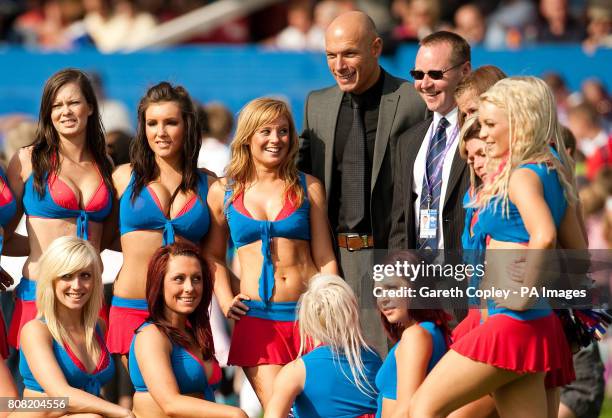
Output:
[
  {"xmin": 414, "ymin": 42, "xmax": 469, "ymax": 115},
  {"xmin": 54, "ymin": 267, "xmax": 94, "ymax": 311},
  {"xmin": 50, "ymin": 82, "xmax": 92, "ymax": 141},
  {"xmin": 163, "ymin": 255, "xmax": 203, "ymax": 318},
  {"xmin": 465, "ymin": 137, "xmax": 487, "ymax": 181},
  {"xmin": 325, "ymin": 22, "xmax": 382, "ymax": 94},
  {"xmin": 479, "ymin": 100, "xmax": 510, "ymax": 159},
  {"xmin": 145, "ymin": 101, "xmax": 185, "ymax": 161},
  {"xmin": 376, "ymin": 276, "xmax": 410, "ymax": 326},
  {"xmin": 249, "ymin": 115, "xmax": 291, "ymax": 169}
]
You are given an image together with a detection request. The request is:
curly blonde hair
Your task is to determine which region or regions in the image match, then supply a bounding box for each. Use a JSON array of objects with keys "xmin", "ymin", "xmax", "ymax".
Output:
[
  {"xmin": 477, "ymin": 77, "xmax": 577, "ymax": 215},
  {"xmin": 225, "ymin": 97, "xmax": 303, "ymax": 207}
]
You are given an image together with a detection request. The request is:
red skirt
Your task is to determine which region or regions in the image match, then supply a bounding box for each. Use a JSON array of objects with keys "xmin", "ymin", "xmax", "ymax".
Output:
[
  {"xmin": 452, "ymin": 308, "xmax": 482, "ymax": 343},
  {"xmin": 228, "ymin": 315, "xmax": 301, "ymax": 367},
  {"xmin": 0, "ymin": 309, "xmax": 8, "ymax": 359},
  {"xmin": 452, "ymin": 312, "xmax": 575, "ymax": 388},
  {"xmin": 106, "ymin": 297, "xmax": 148, "ymax": 355},
  {"xmin": 7, "ymin": 297, "xmax": 36, "ymax": 349}
]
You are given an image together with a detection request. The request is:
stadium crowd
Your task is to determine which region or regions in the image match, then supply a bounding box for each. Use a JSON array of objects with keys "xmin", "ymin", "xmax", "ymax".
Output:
[{"xmin": 0, "ymin": 3, "xmax": 611, "ymax": 418}]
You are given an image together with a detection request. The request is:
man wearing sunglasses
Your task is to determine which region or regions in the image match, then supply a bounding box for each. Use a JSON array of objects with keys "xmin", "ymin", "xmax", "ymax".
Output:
[
  {"xmin": 389, "ymin": 31, "xmax": 471, "ymax": 253},
  {"xmin": 298, "ymin": 10, "xmax": 427, "ymax": 355}
]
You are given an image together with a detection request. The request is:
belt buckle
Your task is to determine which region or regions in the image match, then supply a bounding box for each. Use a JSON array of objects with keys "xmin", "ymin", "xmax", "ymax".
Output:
[{"xmin": 344, "ymin": 233, "xmax": 360, "ymax": 252}]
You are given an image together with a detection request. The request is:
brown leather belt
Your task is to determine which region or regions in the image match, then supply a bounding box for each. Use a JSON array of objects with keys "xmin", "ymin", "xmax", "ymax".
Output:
[{"xmin": 337, "ymin": 234, "xmax": 374, "ymax": 252}]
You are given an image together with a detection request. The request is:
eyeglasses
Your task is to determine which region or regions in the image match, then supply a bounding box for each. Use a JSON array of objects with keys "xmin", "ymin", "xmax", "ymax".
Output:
[{"xmin": 410, "ymin": 62, "xmax": 466, "ymax": 81}]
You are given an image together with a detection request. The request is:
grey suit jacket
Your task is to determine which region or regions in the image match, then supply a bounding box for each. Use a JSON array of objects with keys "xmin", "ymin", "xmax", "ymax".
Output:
[
  {"xmin": 298, "ymin": 70, "xmax": 427, "ymax": 248},
  {"xmin": 388, "ymin": 117, "xmax": 469, "ymax": 250}
]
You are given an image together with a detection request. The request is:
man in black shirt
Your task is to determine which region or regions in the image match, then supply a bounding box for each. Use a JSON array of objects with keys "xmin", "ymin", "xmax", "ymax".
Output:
[{"xmin": 298, "ymin": 10, "xmax": 426, "ymax": 353}]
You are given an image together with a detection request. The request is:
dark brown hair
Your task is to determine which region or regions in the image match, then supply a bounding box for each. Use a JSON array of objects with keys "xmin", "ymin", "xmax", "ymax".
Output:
[
  {"xmin": 32, "ymin": 68, "xmax": 112, "ymax": 198},
  {"xmin": 378, "ymin": 250, "xmax": 451, "ymax": 345},
  {"xmin": 130, "ymin": 82, "xmax": 201, "ymax": 203},
  {"xmin": 145, "ymin": 241, "xmax": 214, "ymax": 360}
]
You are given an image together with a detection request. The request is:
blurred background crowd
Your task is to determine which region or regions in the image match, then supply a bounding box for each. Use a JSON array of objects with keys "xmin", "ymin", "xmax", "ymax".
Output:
[
  {"xmin": 1, "ymin": 0, "xmax": 612, "ymax": 416},
  {"xmin": 0, "ymin": 0, "xmax": 609, "ymax": 52}
]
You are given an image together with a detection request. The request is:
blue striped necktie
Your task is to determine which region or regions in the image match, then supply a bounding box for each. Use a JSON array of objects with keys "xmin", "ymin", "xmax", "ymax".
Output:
[{"xmin": 419, "ymin": 117, "xmax": 449, "ymax": 250}]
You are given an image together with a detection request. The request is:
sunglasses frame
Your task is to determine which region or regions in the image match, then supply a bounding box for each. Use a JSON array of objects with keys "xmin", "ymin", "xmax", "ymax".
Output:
[{"xmin": 410, "ymin": 61, "xmax": 467, "ymax": 81}]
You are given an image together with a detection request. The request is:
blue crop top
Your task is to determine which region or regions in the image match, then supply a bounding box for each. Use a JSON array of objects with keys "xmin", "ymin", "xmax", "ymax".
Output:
[
  {"xmin": 375, "ymin": 322, "xmax": 447, "ymax": 418},
  {"xmin": 119, "ymin": 171, "xmax": 210, "ymax": 245},
  {"xmin": 461, "ymin": 190, "xmax": 486, "ymax": 307},
  {"xmin": 129, "ymin": 323, "xmax": 215, "ymax": 400},
  {"xmin": 477, "ymin": 163, "xmax": 567, "ymax": 243},
  {"xmin": 23, "ymin": 170, "xmax": 112, "ymax": 240},
  {"xmin": 295, "ymin": 345, "xmax": 381, "ymax": 418},
  {"xmin": 224, "ymin": 172, "xmax": 310, "ymax": 303},
  {"xmin": 20, "ymin": 323, "xmax": 114, "ymax": 396},
  {"xmin": 477, "ymin": 162, "xmax": 567, "ymax": 319}
]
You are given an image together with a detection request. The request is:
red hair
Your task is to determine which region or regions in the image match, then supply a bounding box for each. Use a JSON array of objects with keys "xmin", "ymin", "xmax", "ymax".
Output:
[{"xmin": 145, "ymin": 241, "xmax": 214, "ymax": 360}]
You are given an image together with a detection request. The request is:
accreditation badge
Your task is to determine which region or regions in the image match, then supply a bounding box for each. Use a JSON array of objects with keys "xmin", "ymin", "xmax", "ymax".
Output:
[{"xmin": 419, "ymin": 209, "xmax": 438, "ymax": 239}]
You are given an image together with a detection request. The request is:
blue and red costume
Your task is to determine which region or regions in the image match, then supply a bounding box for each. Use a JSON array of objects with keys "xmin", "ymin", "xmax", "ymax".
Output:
[
  {"xmin": 451, "ymin": 162, "xmax": 575, "ymax": 388},
  {"xmin": 19, "ymin": 322, "xmax": 114, "ymax": 396},
  {"xmin": 294, "ymin": 345, "xmax": 381, "ymax": 418},
  {"xmin": 375, "ymin": 322, "xmax": 447, "ymax": 418},
  {"xmin": 452, "ymin": 188, "xmax": 485, "ymax": 343},
  {"xmin": 107, "ymin": 171, "xmax": 210, "ymax": 354},
  {"xmin": 129, "ymin": 322, "xmax": 221, "ymax": 399},
  {"xmin": 0, "ymin": 168, "xmax": 16, "ymax": 359},
  {"xmin": 226, "ymin": 172, "xmax": 310, "ymax": 366},
  {"xmin": 8, "ymin": 169, "xmax": 111, "ymax": 349}
]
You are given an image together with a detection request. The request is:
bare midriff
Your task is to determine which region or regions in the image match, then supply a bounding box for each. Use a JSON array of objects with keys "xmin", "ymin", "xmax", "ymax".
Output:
[
  {"xmin": 23, "ymin": 218, "xmax": 103, "ymax": 280},
  {"xmin": 236, "ymin": 237, "xmax": 318, "ymax": 302},
  {"xmin": 113, "ymin": 231, "xmax": 173, "ymax": 299}
]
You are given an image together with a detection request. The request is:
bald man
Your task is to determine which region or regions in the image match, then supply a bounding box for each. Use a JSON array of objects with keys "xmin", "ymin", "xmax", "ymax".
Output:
[{"xmin": 298, "ymin": 11, "xmax": 427, "ymax": 353}]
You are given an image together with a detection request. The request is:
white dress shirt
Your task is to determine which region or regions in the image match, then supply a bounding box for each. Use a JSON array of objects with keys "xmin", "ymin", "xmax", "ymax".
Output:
[{"xmin": 412, "ymin": 108, "xmax": 460, "ymax": 249}]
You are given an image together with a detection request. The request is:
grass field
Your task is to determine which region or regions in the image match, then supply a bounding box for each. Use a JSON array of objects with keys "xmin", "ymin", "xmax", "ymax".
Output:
[{"xmin": 602, "ymin": 397, "xmax": 612, "ymax": 417}]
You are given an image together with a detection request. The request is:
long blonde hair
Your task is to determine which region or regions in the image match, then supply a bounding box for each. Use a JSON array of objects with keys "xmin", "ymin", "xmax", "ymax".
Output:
[
  {"xmin": 36, "ymin": 236, "xmax": 103, "ymax": 361},
  {"xmin": 477, "ymin": 76, "xmax": 577, "ymax": 215},
  {"xmin": 298, "ymin": 274, "xmax": 377, "ymax": 397},
  {"xmin": 225, "ymin": 97, "xmax": 303, "ymax": 207}
]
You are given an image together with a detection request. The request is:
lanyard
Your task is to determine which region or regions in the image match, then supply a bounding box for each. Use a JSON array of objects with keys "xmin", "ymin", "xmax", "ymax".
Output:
[{"xmin": 423, "ymin": 122, "xmax": 459, "ymax": 204}]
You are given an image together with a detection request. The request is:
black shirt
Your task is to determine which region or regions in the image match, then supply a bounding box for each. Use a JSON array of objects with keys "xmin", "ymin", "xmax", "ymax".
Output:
[{"xmin": 330, "ymin": 69, "xmax": 385, "ymax": 234}]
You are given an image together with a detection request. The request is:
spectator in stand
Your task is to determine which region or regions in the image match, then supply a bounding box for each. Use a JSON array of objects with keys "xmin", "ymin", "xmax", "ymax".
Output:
[
  {"xmin": 13, "ymin": 0, "xmax": 89, "ymax": 50},
  {"xmin": 583, "ymin": 3, "xmax": 612, "ymax": 52},
  {"xmin": 82, "ymin": 0, "xmax": 113, "ymax": 50},
  {"xmin": 390, "ymin": 0, "xmax": 441, "ymax": 42},
  {"xmin": 197, "ymin": 102, "xmax": 233, "ymax": 177},
  {"xmin": 275, "ymin": 0, "xmax": 321, "ymax": 51},
  {"xmin": 484, "ymin": 0, "xmax": 536, "ymax": 49},
  {"xmin": 567, "ymin": 102, "xmax": 610, "ymax": 172},
  {"xmin": 1, "ymin": 119, "xmax": 36, "ymax": 166},
  {"xmin": 528, "ymin": 0, "xmax": 586, "ymax": 43},
  {"xmin": 543, "ymin": 72, "xmax": 572, "ymax": 126},
  {"xmin": 581, "ymin": 78, "xmax": 612, "ymax": 128},
  {"xmin": 309, "ymin": 0, "xmax": 346, "ymax": 51},
  {"xmin": 90, "ymin": 0, "xmax": 156, "ymax": 52},
  {"xmin": 453, "ymin": 4, "xmax": 486, "ymax": 45}
]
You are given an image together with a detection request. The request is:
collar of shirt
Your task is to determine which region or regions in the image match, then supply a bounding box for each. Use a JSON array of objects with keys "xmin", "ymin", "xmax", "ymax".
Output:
[
  {"xmin": 433, "ymin": 107, "xmax": 459, "ymax": 133},
  {"xmin": 350, "ymin": 68, "xmax": 385, "ymax": 109}
]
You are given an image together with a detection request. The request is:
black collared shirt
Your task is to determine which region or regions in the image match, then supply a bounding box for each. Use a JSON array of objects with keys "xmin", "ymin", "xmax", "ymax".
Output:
[{"xmin": 330, "ymin": 69, "xmax": 385, "ymax": 234}]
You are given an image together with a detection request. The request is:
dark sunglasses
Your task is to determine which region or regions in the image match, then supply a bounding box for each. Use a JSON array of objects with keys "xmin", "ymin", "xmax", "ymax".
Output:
[{"xmin": 410, "ymin": 62, "xmax": 466, "ymax": 81}]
